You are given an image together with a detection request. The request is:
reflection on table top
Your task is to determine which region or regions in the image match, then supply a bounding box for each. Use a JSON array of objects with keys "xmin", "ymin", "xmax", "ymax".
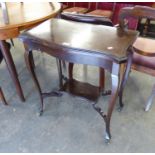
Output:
[{"xmin": 20, "ymin": 18, "xmax": 139, "ymax": 62}]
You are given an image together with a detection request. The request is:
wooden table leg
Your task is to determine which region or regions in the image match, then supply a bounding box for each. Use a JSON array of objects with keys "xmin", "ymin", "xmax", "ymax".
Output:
[
  {"xmin": 104, "ymin": 62, "xmax": 120, "ymax": 142},
  {"xmin": 56, "ymin": 59, "xmax": 63, "ymax": 89},
  {"xmin": 119, "ymin": 51, "xmax": 133, "ymax": 111},
  {"xmin": 99, "ymin": 67, "xmax": 105, "ymax": 91},
  {"xmin": 24, "ymin": 50, "xmax": 43, "ymax": 115},
  {"xmin": 24, "ymin": 49, "xmax": 62, "ymax": 115},
  {"xmin": 0, "ymin": 40, "xmax": 25, "ymax": 102},
  {"xmin": 145, "ymin": 84, "xmax": 155, "ymax": 111},
  {"xmin": 0, "ymin": 87, "xmax": 8, "ymax": 105},
  {"xmin": 68, "ymin": 62, "xmax": 74, "ymax": 79}
]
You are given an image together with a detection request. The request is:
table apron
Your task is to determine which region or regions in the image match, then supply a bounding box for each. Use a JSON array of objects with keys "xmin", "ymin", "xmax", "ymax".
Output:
[
  {"xmin": 23, "ymin": 40, "xmax": 118, "ymax": 73},
  {"xmin": 0, "ymin": 28, "xmax": 19, "ymax": 40}
]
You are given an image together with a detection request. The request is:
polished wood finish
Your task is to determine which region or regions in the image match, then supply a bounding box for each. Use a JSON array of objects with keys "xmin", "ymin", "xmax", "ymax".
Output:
[
  {"xmin": 20, "ymin": 19, "xmax": 137, "ymax": 62},
  {"xmin": 0, "ymin": 2, "xmax": 61, "ymax": 101},
  {"xmin": 0, "ymin": 3, "xmax": 61, "ymax": 37},
  {"xmin": 118, "ymin": 5, "xmax": 155, "ymax": 111},
  {"xmin": 63, "ymin": 7, "xmax": 88, "ymax": 14},
  {"xmin": 19, "ymin": 18, "xmax": 138, "ymax": 142},
  {"xmin": 86, "ymin": 2, "xmax": 115, "ymax": 19},
  {"xmin": 60, "ymin": 12, "xmax": 113, "ymax": 91},
  {"xmin": 0, "ymin": 42, "xmax": 10, "ymax": 105},
  {"xmin": 87, "ymin": 10, "xmax": 113, "ymax": 19},
  {"xmin": 133, "ymin": 37, "xmax": 155, "ymax": 56},
  {"xmin": 61, "ymin": 79, "xmax": 100, "ymax": 101}
]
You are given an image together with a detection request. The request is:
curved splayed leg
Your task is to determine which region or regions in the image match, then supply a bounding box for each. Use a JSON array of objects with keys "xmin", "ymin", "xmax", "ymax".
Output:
[
  {"xmin": 119, "ymin": 50, "xmax": 133, "ymax": 111},
  {"xmin": 104, "ymin": 63, "xmax": 120, "ymax": 143},
  {"xmin": 24, "ymin": 48, "xmax": 44, "ymax": 115}
]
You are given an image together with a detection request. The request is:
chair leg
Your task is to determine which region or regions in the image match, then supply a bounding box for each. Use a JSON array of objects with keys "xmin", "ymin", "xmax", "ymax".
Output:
[
  {"xmin": 30, "ymin": 52, "xmax": 35, "ymax": 68},
  {"xmin": 56, "ymin": 59, "xmax": 63, "ymax": 89},
  {"xmin": 69, "ymin": 64, "xmax": 105, "ymax": 90},
  {"xmin": 145, "ymin": 84, "xmax": 155, "ymax": 111},
  {"xmin": 99, "ymin": 67, "xmax": 105, "ymax": 91},
  {"xmin": 10, "ymin": 39, "xmax": 14, "ymax": 47},
  {"xmin": 68, "ymin": 62, "xmax": 74, "ymax": 79},
  {"xmin": 0, "ymin": 87, "xmax": 8, "ymax": 105}
]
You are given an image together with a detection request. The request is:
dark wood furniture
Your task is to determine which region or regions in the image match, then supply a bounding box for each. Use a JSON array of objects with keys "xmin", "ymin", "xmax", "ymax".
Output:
[
  {"xmin": 86, "ymin": 2, "xmax": 116, "ymax": 19},
  {"xmin": 62, "ymin": 2, "xmax": 154, "ymax": 26},
  {"xmin": 63, "ymin": 7, "xmax": 88, "ymax": 14},
  {"xmin": 136, "ymin": 3, "xmax": 155, "ymax": 37},
  {"xmin": 137, "ymin": 17, "xmax": 155, "ymax": 37},
  {"xmin": 0, "ymin": 42, "xmax": 10, "ymax": 105},
  {"xmin": 60, "ymin": 12, "xmax": 113, "ymax": 26},
  {"xmin": 60, "ymin": 12, "xmax": 113, "ymax": 91},
  {"xmin": 19, "ymin": 18, "xmax": 138, "ymax": 142},
  {"xmin": 0, "ymin": 2, "xmax": 61, "ymax": 102},
  {"xmin": 63, "ymin": 2, "xmax": 89, "ymax": 14},
  {"xmin": 118, "ymin": 5, "xmax": 155, "ymax": 111}
]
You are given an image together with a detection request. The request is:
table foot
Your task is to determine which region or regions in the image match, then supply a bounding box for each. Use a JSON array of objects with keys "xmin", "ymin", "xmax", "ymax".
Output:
[
  {"xmin": 39, "ymin": 110, "xmax": 44, "ymax": 116},
  {"xmin": 104, "ymin": 131, "xmax": 111, "ymax": 144},
  {"xmin": 37, "ymin": 91, "xmax": 63, "ymax": 116},
  {"xmin": 117, "ymin": 104, "xmax": 124, "ymax": 112},
  {"xmin": 92, "ymin": 102, "xmax": 111, "ymax": 143}
]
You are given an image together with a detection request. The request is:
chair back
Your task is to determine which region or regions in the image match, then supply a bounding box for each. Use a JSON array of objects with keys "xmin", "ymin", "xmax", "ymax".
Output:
[
  {"xmin": 60, "ymin": 12, "xmax": 113, "ymax": 26},
  {"xmin": 118, "ymin": 5, "xmax": 155, "ymax": 30}
]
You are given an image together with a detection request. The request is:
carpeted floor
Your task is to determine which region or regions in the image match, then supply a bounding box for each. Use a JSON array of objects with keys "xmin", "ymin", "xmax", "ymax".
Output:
[{"xmin": 0, "ymin": 39, "xmax": 155, "ymax": 153}]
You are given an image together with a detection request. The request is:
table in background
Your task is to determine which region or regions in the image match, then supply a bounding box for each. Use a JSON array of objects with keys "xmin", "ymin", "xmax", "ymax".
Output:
[{"xmin": 0, "ymin": 2, "xmax": 61, "ymax": 101}]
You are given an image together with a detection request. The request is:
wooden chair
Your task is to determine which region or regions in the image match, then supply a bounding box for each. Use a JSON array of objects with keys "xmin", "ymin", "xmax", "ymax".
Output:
[
  {"xmin": 60, "ymin": 12, "xmax": 113, "ymax": 91},
  {"xmin": 63, "ymin": 2, "xmax": 88, "ymax": 14},
  {"xmin": 118, "ymin": 5, "xmax": 155, "ymax": 111},
  {"xmin": 0, "ymin": 42, "xmax": 10, "ymax": 105},
  {"xmin": 86, "ymin": 2, "xmax": 116, "ymax": 19},
  {"xmin": 136, "ymin": 3, "xmax": 155, "ymax": 37}
]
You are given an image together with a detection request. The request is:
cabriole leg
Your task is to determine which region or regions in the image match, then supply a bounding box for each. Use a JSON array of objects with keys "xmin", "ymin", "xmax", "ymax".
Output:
[
  {"xmin": 119, "ymin": 51, "xmax": 133, "ymax": 111},
  {"xmin": 24, "ymin": 49, "xmax": 43, "ymax": 115},
  {"xmin": 104, "ymin": 63, "xmax": 120, "ymax": 143}
]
